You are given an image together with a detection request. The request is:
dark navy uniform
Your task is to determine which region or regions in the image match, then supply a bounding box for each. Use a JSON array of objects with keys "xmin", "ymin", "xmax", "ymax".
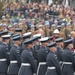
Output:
[
  {"xmin": 62, "ymin": 48, "xmax": 75, "ymax": 75},
  {"xmin": 45, "ymin": 42, "xmax": 61, "ymax": 75},
  {"xmin": 62, "ymin": 39, "xmax": 75, "ymax": 75},
  {"xmin": 55, "ymin": 38, "xmax": 63, "ymax": 64},
  {"xmin": 37, "ymin": 46, "xmax": 49, "ymax": 75},
  {"xmin": 21, "ymin": 42, "xmax": 26, "ymax": 51},
  {"xmin": 8, "ymin": 45, "xmax": 21, "ymax": 75},
  {"xmin": 21, "ymin": 32, "xmax": 32, "ymax": 51},
  {"xmin": 18, "ymin": 38, "xmax": 37, "ymax": 75},
  {"xmin": 0, "ymin": 35, "xmax": 10, "ymax": 75},
  {"xmin": 46, "ymin": 51, "xmax": 61, "ymax": 75},
  {"xmin": 56, "ymin": 47, "xmax": 63, "ymax": 64},
  {"xmin": 8, "ymin": 35, "xmax": 21, "ymax": 75},
  {"xmin": 0, "ymin": 43, "xmax": 10, "ymax": 75},
  {"xmin": 33, "ymin": 45, "xmax": 40, "ymax": 61},
  {"xmin": 18, "ymin": 48, "xmax": 37, "ymax": 75}
]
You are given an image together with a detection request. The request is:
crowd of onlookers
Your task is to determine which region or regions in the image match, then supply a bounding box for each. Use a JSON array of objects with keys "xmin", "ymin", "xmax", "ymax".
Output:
[{"xmin": 0, "ymin": 1, "xmax": 75, "ymax": 40}]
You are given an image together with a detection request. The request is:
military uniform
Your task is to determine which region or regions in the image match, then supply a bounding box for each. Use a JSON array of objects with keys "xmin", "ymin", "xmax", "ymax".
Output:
[
  {"xmin": 56, "ymin": 46, "xmax": 63, "ymax": 64},
  {"xmin": 0, "ymin": 35, "xmax": 11, "ymax": 75},
  {"xmin": 37, "ymin": 37, "xmax": 49, "ymax": 75},
  {"xmin": 62, "ymin": 39, "xmax": 75, "ymax": 75},
  {"xmin": 8, "ymin": 36, "xmax": 21, "ymax": 75},
  {"xmin": 55, "ymin": 38, "xmax": 63, "ymax": 64},
  {"xmin": 18, "ymin": 38, "xmax": 37, "ymax": 75},
  {"xmin": 32, "ymin": 34, "xmax": 41, "ymax": 65},
  {"xmin": 45, "ymin": 42, "xmax": 61, "ymax": 75},
  {"xmin": 21, "ymin": 32, "xmax": 32, "ymax": 51}
]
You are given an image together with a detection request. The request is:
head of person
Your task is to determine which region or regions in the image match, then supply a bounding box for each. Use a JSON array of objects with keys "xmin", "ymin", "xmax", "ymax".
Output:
[
  {"xmin": 12, "ymin": 35, "xmax": 21, "ymax": 46},
  {"xmin": 55, "ymin": 38, "xmax": 63, "ymax": 47},
  {"xmin": 2, "ymin": 35, "xmax": 11, "ymax": 44},
  {"xmin": 31, "ymin": 25, "xmax": 35, "ymax": 31},
  {"xmin": 33, "ymin": 33, "xmax": 41, "ymax": 45},
  {"xmin": 15, "ymin": 28, "xmax": 22, "ymax": 36},
  {"xmin": 71, "ymin": 31, "xmax": 75, "ymax": 38},
  {"xmin": 39, "ymin": 37, "xmax": 49, "ymax": 47},
  {"xmin": 53, "ymin": 29, "xmax": 60, "ymax": 38},
  {"xmin": 24, "ymin": 38, "xmax": 34, "ymax": 49},
  {"xmin": 48, "ymin": 36, "xmax": 54, "ymax": 43},
  {"xmin": 64, "ymin": 39, "xmax": 73, "ymax": 49},
  {"xmin": 22, "ymin": 32, "xmax": 31, "ymax": 41},
  {"xmin": 47, "ymin": 42, "xmax": 57, "ymax": 53}
]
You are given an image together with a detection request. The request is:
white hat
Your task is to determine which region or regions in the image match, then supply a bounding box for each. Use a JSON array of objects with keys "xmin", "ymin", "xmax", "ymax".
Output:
[
  {"xmin": 23, "ymin": 32, "xmax": 31, "ymax": 36},
  {"xmin": 67, "ymin": 22, "xmax": 71, "ymax": 26},
  {"xmin": 33, "ymin": 34, "xmax": 41, "ymax": 38},
  {"xmin": 31, "ymin": 25, "xmax": 35, "ymax": 28},
  {"xmin": 2, "ymin": 35, "xmax": 11, "ymax": 39},
  {"xmin": 51, "ymin": 24, "xmax": 55, "ymax": 27},
  {"xmin": 39, "ymin": 37, "xmax": 49, "ymax": 42},
  {"xmin": 61, "ymin": 23, "xmax": 65, "ymax": 26},
  {"xmin": 2, "ymin": 16, "xmax": 5, "ymax": 19},
  {"xmin": 13, "ymin": 23, "xmax": 18, "ymax": 26},
  {"xmin": 38, "ymin": 25, "xmax": 42, "ymax": 28},
  {"xmin": 53, "ymin": 29, "xmax": 59, "ymax": 34}
]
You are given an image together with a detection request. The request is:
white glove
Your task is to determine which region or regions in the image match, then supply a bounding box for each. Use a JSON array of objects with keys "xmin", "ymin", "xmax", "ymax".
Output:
[{"xmin": 33, "ymin": 73, "xmax": 36, "ymax": 75}]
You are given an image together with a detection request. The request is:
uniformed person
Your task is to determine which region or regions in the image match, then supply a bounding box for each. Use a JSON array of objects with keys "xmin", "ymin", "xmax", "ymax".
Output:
[
  {"xmin": 29, "ymin": 25, "xmax": 36, "ymax": 36},
  {"xmin": 62, "ymin": 39, "xmax": 75, "ymax": 75},
  {"xmin": 18, "ymin": 37, "xmax": 37, "ymax": 75},
  {"xmin": 48, "ymin": 36, "xmax": 54, "ymax": 43},
  {"xmin": 1, "ymin": 30, "xmax": 8, "ymax": 36},
  {"xmin": 55, "ymin": 38, "xmax": 63, "ymax": 64},
  {"xmin": 53, "ymin": 29, "xmax": 60, "ymax": 39},
  {"xmin": 44, "ymin": 21, "xmax": 51, "ymax": 37},
  {"xmin": 21, "ymin": 32, "xmax": 31, "ymax": 51},
  {"xmin": 45, "ymin": 42, "xmax": 61, "ymax": 75},
  {"xmin": 15, "ymin": 28, "xmax": 22, "ymax": 36},
  {"xmin": 64, "ymin": 22, "xmax": 72, "ymax": 39},
  {"xmin": 37, "ymin": 37, "xmax": 49, "ymax": 75},
  {"xmin": 0, "ymin": 35, "xmax": 11, "ymax": 75},
  {"xmin": 8, "ymin": 35, "xmax": 21, "ymax": 75},
  {"xmin": 0, "ymin": 32, "xmax": 3, "ymax": 45},
  {"xmin": 33, "ymin": 33, "xmax": 41, "ymax": 55},
  {"xmin": 32, "ymin": 34, "xmax": 42, "ymax": 66}
]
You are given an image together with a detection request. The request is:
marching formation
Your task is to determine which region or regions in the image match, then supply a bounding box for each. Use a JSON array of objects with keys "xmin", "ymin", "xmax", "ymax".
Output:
[
  {"xmin": 0, "ymin": 30, "xmax": 75, "ymax": 75},
  {"xmin": 0, "ymin": 1, "xmax": 75, "ymax": 75}
]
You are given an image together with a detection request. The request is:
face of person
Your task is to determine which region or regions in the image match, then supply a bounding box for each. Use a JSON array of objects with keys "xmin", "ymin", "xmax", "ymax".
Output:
[
  {"xmin": 17, "ymin": 40, "xmax": 21, "ymax": 45},
  {"xmin": 43, "ymin": 42, "xmax": 48, "ymax": 47},
  {"xmin": 53, "ymin": 47, "xmax": 57, "ymax": 52},
  {"xmin": 31, "ymin": 27, "xmax": 35, "ymax": 31},
  {"xmin": 53, "ymin": 34, "xmax": 59, "ymax": 38},
  {"xmin": 57, "ymin": 42, "xmax": 63, "ymax": 47},
  {"xmin": 29, "ymin": 43, "xmax": 33, "ymax": 49},
  {"xmin": 50, "ymin": 47, "xmax": 57, "ymax": 53},
  {"xmin": 0, "ymin": 37, "xmax": 2, "ymax": 42},
  {"xmin": 6, "ymin": 39, "xmax": 10, "ymax": 44},
  {"xmin": 68, "ymin": 44, "xmax": 73, "ymax": 49}
]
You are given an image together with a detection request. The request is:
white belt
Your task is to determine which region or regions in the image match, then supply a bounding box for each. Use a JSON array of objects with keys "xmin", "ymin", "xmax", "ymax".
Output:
[
  {"xmin": 0, "ymin": 59, "xmax": 7, "ymax": 61},
  {"xmin": 37, "ymin": 62, "xmax": 46, "ymax": 75},
  {"xmin": 18, "ymin": 63, "xmax": 30, "ymax": 75},
  {"xmin": 63, "ymin": 62, "xmax": 72, "ymax": 65},
  {"xmin": 39, "ymin": 62, "xmax": 47, "ymax": 65},
  {"xmin": 59, "ymin": 61, "xmax": 62, "ymax": 64},
  {"xmin": 10, "ymin": 61, "xmax": 18, "ymax": 63},
  {"xmin": 21, "ymin": 63, "xmax": 31, "ymax": 66},
  {"xmin": 48, "ymin": 67, "xmax": 56, "ymax": 70}
]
